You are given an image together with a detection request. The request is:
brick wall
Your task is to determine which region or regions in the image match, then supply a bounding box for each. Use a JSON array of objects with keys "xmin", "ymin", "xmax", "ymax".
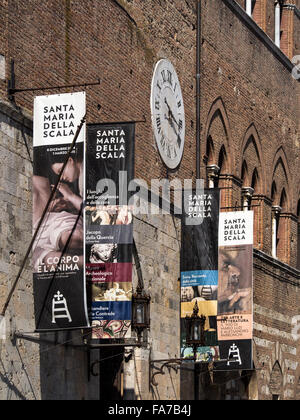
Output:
[{"xmin": 0, "ymin": 0, "xmax": 199, "ymax": 187}]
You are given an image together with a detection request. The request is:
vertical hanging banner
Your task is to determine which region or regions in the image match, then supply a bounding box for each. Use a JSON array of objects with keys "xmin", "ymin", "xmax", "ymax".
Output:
[
  {"xmin": 32, "ymin": 92, "xmax": 89, "ymax": 331},
  {"xmin": 86, "ymin": 123, "xmax": 135, "ymax": 339},
  {"xmin": 180, "ymin": 189, "xmax": 220, "ymax": 362},
  {"xmin": 216, "ymin": 211, "xmax": 254, "ymax": 370}
]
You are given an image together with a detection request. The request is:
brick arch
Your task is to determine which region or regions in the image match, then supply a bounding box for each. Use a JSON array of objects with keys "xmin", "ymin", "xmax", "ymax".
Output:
[
  {"xmin": 240, "ymin": 124, "xmax": 265, "ymax": 195},
  {"xmin": 204, "ymin": 97, "xmax": 234, "ymax": 173},
  {"xmin": 270, "ymin": 147, "xmax": 292, "ymax": 212}
]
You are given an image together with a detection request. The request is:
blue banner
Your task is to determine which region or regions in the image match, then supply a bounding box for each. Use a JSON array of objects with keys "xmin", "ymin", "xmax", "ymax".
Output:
[{"xmin": 181, "ymin": 270, "xmax": 218, "ymax": 287}]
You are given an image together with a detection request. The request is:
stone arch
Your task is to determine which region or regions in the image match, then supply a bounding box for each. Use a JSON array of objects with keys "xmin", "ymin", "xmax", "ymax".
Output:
[
  {"xmin": 204, "ymin": 97, "xmax": 234, "ymax": 173},
  {"xmin": 254, "ymin": 339, "xmax": 291, "ymax": 399},
  {"xmin": 269, "ymin": 361, "xmax": 283, "ymax": 399}
]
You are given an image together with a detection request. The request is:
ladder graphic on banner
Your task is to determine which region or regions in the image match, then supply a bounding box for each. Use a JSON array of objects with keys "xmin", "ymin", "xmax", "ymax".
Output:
[
  {"xmin": 52, "ymin": 291, "xmax": 72, "ymax": 324},
  {"xmin": 227, "ymin": 343, "xmax": 242, "ymax": 366}
]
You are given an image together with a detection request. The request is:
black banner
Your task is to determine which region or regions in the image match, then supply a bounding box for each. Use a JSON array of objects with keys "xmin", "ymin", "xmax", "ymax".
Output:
[
  {"xmin": 86, "ymin": 123, "xmax": 135, "ymax": 339},
  {"xmin": 32, "ymin": 92, "xmax": 89, "ymax": 331},
  {"xmin": 180, "ymin": 189, "xmax": 220, "ymax": 362}
]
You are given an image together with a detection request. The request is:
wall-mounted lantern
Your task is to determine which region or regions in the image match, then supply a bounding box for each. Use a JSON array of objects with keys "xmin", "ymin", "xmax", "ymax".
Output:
[
  {"xmin": 184, "ymin": 300, "xmax": 206, "ymax": 358},
  {"xmin": 132, "ymin": 284, "xmax": 151, "ymax": 344}
]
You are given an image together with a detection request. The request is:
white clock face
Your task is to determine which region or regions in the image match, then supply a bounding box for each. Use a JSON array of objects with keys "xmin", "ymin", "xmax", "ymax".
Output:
[{"xmin": 150, "ymin": 59, "xmax": 185, "ymax": 169}]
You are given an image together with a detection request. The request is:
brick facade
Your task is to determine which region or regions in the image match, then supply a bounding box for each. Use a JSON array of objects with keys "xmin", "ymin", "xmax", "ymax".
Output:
[{"xmin": 0, "ymin": 0, "xmax": 299, "ymax": 400}]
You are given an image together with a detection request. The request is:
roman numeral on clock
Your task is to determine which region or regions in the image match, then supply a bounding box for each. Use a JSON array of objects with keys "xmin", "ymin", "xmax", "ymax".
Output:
[
  {"xmin": 177, "ymin": 135, "xmax": 182, "ymax": 148},
  {"xmin": 178, "ymin": 119, "xmax": 183, "ymax": 132},
  {"xmin": 167, "ymin": 145, "xmax": 171, "ymax": 159},
  {"xmin": 161, "ymin": 69, "xmax": 173, "ymax": 86},
  {"xmin": 156, "ymin": 116, "xmax": 161, "ymax": 133}
]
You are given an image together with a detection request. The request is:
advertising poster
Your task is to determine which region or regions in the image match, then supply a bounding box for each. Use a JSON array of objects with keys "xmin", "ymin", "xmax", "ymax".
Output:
[
  {"xmin": 86, "ymin": 123, "xmax": 135, "ymax": 339},
  {"xmin": 216, "ymin": 211, "xmax": 254, "ymax": 370},
  {"xmin": 180, "ymin": 189, "xmax": 220, "ymax": 362},
  {"xmin": 32, "ymin": 92, "xmax": 89, "ymax": 331}
]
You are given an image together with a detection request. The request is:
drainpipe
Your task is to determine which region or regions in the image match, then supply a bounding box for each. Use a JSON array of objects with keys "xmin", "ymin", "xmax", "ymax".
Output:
[{"xmin": 196, "ymin": 0, "xmax": 201, "ymax": 180}]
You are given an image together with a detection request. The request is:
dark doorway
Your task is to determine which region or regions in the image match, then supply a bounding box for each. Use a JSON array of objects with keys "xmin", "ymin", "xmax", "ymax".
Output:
[{"xmin": 99, "ymin": 346, "xmax": 124, "ymax": 400}]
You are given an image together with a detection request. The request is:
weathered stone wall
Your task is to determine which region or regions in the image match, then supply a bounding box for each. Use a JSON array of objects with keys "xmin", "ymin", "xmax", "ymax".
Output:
[
  {"xmin": 132, "ymin": 211, "xmax": 181, "ymax": 400},
  {"xmin": 0, "ymin": 100, "xmax": 39, "ymax": 400},
  {"xmin": 253, "ymin": 250, "xmax": 300, "ymax": 400}
]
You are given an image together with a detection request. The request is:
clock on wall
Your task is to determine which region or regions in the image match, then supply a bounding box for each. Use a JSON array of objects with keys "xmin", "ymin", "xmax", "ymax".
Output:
[{"xmin": 150, "ymin": 59, "xmax": 185, "ymax": 170}]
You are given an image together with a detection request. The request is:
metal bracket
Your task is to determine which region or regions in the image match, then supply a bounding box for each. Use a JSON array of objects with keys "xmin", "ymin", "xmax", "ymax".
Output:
[
  {"xmin": 7, "ymin": 59, "xmax": 100, "ymax": 100},
  {"xmin": 149, "ymin": 358, "xmax": 184, "ymax": 389}
]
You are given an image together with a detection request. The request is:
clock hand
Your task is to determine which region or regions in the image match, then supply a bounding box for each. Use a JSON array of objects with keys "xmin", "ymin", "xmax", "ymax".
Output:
[
  {"xmin": 164, "ymin": 98, "xmax": 178, "ymax": 124},
  {"xmin": 165, "ymin": 113, "xmax": 178, "ymax": 137}
]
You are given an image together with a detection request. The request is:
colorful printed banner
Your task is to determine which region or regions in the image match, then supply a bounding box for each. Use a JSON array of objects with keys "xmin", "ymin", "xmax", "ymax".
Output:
[
  {"xmin": 216, "ymin": 211, "xmax": 254, "ymax": 370},
  {"xmin": 32, "ymin": 92, "xmax": 89, "ymax": 331},
  {"xmin": 180, "ymin": 189, "xmax": 220, "ymax": 362},
  {"xmin": 86, "ymin": 123, "xmax": 135, "ymax": 339}
]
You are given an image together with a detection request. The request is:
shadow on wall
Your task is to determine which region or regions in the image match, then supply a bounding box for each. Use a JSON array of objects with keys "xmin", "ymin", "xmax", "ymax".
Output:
[{"xmin": 39, "ymin": 331, "xmax": 124, "ymax": 400}]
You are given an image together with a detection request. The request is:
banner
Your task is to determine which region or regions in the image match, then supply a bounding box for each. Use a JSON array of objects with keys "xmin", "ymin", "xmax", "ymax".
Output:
[
  {"xmin": 180, "ymin": 189, "xmax": 220, "ymax": 362},
  {"xmin": 216, "ymin": 211, "xmax": 254, "ymax": 370},
  {"xmin": 32, "ymin": 92, "xmax": 89, "ymax": 331},
  {"xmin": 86, "ymin": 123, "xmax": 135, "ymax": 339}
]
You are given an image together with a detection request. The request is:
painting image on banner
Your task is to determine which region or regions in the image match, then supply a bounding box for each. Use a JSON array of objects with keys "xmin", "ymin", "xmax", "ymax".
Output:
[
  {"xmin": 218, "ymin": 245, "xmax": 253, "ymax": 316},
  {"xmin": 86, "ymin": 123, "xmax": 135, "ymax": 340},
  {"xmin": 32, "ymin": 92, "xmax": 89, "ymax": 331},
  {"xmin": 180, "ymin": 189, "xmax": 220, "ymax": 361}
]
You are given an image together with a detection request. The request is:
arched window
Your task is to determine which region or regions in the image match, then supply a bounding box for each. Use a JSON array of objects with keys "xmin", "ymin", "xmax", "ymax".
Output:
[
  {"xmin": 251, "ymin": 168, "xmax": 259, "ymax": 191},
  {"xmin": 271, "ymin": 182, "xmax": 280, "ymax": 259},
  {"xmin": 277, "ymin": 189, "xmax": 288, "ymax": 261},
  {"xmin": 245, "ymin": 0, "xmax": 256, "ymax": 17},
  {"xmin": 241, "ymin": 164, "xmax": 257, "ymax": 211},
  {"xmin": 241, "ymin": 160, "xmax": 249, "ymax": 186},
  {"xmin": 275, "ymin": 1, "xmax": 284, "ymax": 47},
  {"xmin": 206, "ymin": 136, "xmax": 215, "ymax": 165},
  {"xmin": 216, "ymin": 146, "xmax": 229, "ymax": 209},
  {"xmin": 218, "ymin": 145, "xmax": 228, "ymax": 180},
  {"xmin": 206, "ymin": 136, "xmax": 220, "ymax": 189}
]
